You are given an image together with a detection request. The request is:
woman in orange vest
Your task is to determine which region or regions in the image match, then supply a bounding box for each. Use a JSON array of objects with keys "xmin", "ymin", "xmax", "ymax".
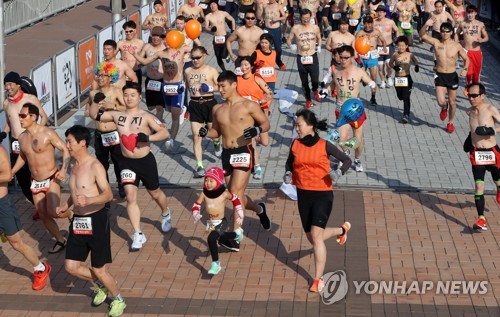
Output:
[
  {"xmin": 252, "ymin": 33, "xmax": 279, "ymax": 92},
  {"xmin": 237, "ymin": 56, "xmax": 273, "ymax": 179},
  {"xmin": 283, "ymin": 108, "xmax": 352, "ymax": 293}
]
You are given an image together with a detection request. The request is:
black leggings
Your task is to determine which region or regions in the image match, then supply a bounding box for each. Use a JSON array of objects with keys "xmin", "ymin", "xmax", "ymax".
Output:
[
  {"xmin": 207, "ymin": 231, "xmax": 236, "ymax": 261},
  {"xmin": 213, "ymin": 41, "xmax": 227, "ymax": 72},
  {"xmin": 394, "ymin": 75, "xmax": 413, "ymax": 116},
  {"xmin": 297, "ymin": 53, "xmax": 320, "ymax": 101}
]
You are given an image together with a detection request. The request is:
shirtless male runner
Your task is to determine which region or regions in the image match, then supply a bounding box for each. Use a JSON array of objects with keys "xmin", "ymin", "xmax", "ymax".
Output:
[
  {"xmin": 198, "ymin": 71, "xmax": 271, "ymax": 251},
  {"xmin": 117, "ymin": 21, "xmax": 145, "ymax": 85},
  {"xmin": 177, "ymin": 0, "xmax": 205, "ymax": 21},
  {"xmin": 420, "ymin": 20, "xmax": 469, "ymax": 133},
  {"xmin": 137, "ymin": 26, "xmax": 167, "ymax": 120},
  {"xmin": 287, "ymin": 9, "xmax": 322, "ymax": 109},
  {"xmin": 465, "ymin": 82, "xmax": 500, "ymax": 233},
  {"xmin": 374, "ymin": 5, "xmax": 399, "ymax": 88},
  {"xmin": 87, "ymin": 62, "xmax": 126, "ymax": 199},
  {"xmin": 131, "ymin": 33, "xmax": 190, "ymax": 153},
  {"xmin": 344, "ymin": 0, "xmax": 365, "ymax": 33},
  {"xmin": 12, "ymin": 103, "xmax": 71, "ymax": 254},
  {"xmin": 60, "ymin": 125, "xmax": 126, "ymax": 317},
  {"xmin": 226, "ymin": 10, "xmax": 264, "ymax": 72},
  {"xmin": 94, "ymin": 40, "xmax": 138, "ymax": 90},
  {"xmin": 2, "ymin": 72, "xmax": 48, "ymax": 211},
  {"xmin": 142, "ymin": 0, "xmax": 170, "ymax": 35},
  {"xmin": 326, "ymin": 17, "xmax": 355, "ymax": 52},
  {"xmin": 327, "ymin": 45, "xmax": 376, "ymax": 173},
  {"xmin": 262, "ymin": 0, "xmax": 287, "ymax": 69},
  {"xmin": 426, "ymin": 0, "xmax": 453, "ymax": 41},
  {"xmin": 393, "ymin": 0, "xmax": 418, "ymax": 46},
  {"xmin": 89, "ymin": 82, "xmax": 171, "ymax": 252},
  {"xmin": 456, "ymin": 5, "xmax": 488, "ymax": 85},
  {"xmin": 205, "ymin": 2, "xmax": 236, "ymax": 72}
]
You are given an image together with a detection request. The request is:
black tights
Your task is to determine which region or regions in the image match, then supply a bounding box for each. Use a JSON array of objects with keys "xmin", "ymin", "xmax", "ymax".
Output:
[
  {"xmin": 395, "ymin": 76, "xmax": 413, "ymax": 116},
  {"xmin": 207, "ymin": 231, "xmax": 236, "ymax": 261}
]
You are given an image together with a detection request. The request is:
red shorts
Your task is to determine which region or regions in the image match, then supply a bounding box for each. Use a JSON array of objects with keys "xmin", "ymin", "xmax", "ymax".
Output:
[{"xmin": 335, "ymin": 109, "xmax": 367, "ymax": 129}]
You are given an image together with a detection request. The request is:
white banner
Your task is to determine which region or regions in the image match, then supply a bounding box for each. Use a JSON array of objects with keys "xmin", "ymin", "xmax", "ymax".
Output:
[
  {"xmin": 98, "ymin": 25, "xmax": 113, "ymax": 62},
  {"xmin": 32, "ymin": 60, "xmax": 54, "ymax": 118},
  {"xmin": 55, "ymin": 47, "xmax": 77, "ymax": 110},
  {"xmin": 169, "ymin": 0, "xmax": 177, "ymax": 29},
  {"xmin": 141, "ymin": 4, "xmax": 151, "ymax": 41}
]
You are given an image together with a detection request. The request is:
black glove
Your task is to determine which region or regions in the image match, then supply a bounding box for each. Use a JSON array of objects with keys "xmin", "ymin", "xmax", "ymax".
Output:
[
  {"xmin": 93, "ymin": 92, "xmax": 106, "ymax": 103},
  {"xmin": 0, "ymin": 131, "xmax": 7, "ymax": 142},
  {"xmin": 211, "ymin": 26, "xmax": 217, "ymax": 32},
  {"xmin": 197, "ymin": 17, "xmax": 205, "ymax": 24},
  {"xmin": 243, "ymin": 126, "xmax": 262, "ymax": 139},
  {"xmin": 414, "ymin": 65, "xmax": 419, "ymax": 73},
  {"xmin": 393, "ymin": 65, "xmax": 402, "ymax": 72},
  {"xmin": 463, "ymin": 132, "xmax": 472, "ymax": 153},
  {"xmin": 287, "ymin": 5, "xmax": 294, "ymax": 15},
  {"xmin": 198, "ymin": 125, "xmax": 208, "ymax": 137},
  {"xmin": 413, "ymin": 15, "xmax": 419, "ymax": 22},
  {"xmin": 475, "ymin": 126, "xmax": 495, "ymax": 136},
  {"xmin": 137, "ymin": 132, "xmax": 149, "ymax": 143}
]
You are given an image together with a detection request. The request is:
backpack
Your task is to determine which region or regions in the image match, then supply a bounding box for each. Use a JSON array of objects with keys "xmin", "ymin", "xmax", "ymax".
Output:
[{"xmin": 20, "ymin": 76, "xmax": 38, "ymax": 97}]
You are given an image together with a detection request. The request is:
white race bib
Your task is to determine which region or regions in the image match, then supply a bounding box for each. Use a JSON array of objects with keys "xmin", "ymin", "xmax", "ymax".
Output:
[
  {"xmin": 332, "ymin": 13, "xmax": 341, "ymax": 20},
  {"xmin": 120, "ymin": 169, "xmax": 137, "ymax": 184},
  {"xmin": 163, "ymin": 84, "xmax": 178, "ymax": 96},
  {"xmin": 200, "ymin": 3, "xmax": 208, "ymax": 9},
  {"xmin": 394, "ymin": 77, "xmax": 408, "ymax": 87},
  {"xmin": 238, "ymin": 12, "xmax": 245, "ymax": 19},
  {"xmin": 146, "ymin": 79, "xmax": 162, "ymax": 91},
  {"xmin": 229, "ymin": 153, "xmax": 251, "ymax": 168},
  {"xmin": 369, "ymin": 49, "xmax": 379, "ymax": 59},
  {"xmin": 401, "ymin": 22, "xmax": 411, "ymax": 30},
  {"xmin": 218, "ymin": 0, "xmax": 226, "ymax": 5},
  {"xmin": 214, "ymin": 36, "xmax": 225, "ymax": 44},
  {"xmin": 349, "ymin": 19, "xmax": 359, "ymax": 27},
  {"xmin": 73, "ymin": 217, "xmax": 93, "ymax": 235},
  {"xmin": 206, "ymin": 219, "xmax": 223, "ymax": 233},
  {"xmin": 30, "ymin": 178, "xmax": 50, "ymax": 194},
  {"xmin": 310, "ymin": 18, "xmax": 316, "ymax": 25},
  {"xmin": 474, "ymin": 151, "xmax": 496, "ymax": 165},
  {"xmin": 259, "ymin": 67, "xmax": 275, "ymax": 77},
  {"xmin": 101, "ymin": 130, "xmax": 120, "ymax": 147},
  {"xmin": 300, "ymin": 56, "xmax": 313, "ymax": 65},
  {"xmin": 11, "ymin": 140, "xmax": 20, "ymax": 154},
  {"xmin": 377, "ymin": 46, "xmax": 389, "ymax": 55}
]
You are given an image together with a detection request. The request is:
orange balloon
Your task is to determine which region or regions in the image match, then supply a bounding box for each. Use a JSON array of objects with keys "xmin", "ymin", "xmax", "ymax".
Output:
[
  {"xmin": 185, "ymin": 20, "xmax": 202, "ymax": 40},
  {"xmin": 166, "ymin": 30, "xmax": 185, "ymax": 49},
  {"xmin": 355, "ymin": 37, "xmax": 370, "ymax": 55}
]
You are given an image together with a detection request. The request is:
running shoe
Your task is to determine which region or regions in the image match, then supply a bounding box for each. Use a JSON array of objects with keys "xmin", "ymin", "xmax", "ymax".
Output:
[
  {"xmin": 194, "ymin": 166, "xmax": 206, "ymax": 178},
  {"xmin": 473, "ymin": 217, "xmax": 487, "ymax": 231},
  {"xmin": 253, "ymin": 166, "xmax": 263, "ymax": 180},
  {"xmin": 354, "ymin": 159, "xmax": 364, "ymax": 172},
  {"xmin": 370, "ymin": 97, "xmax": 378, "ymax": 106},
  {"xmin": 309, "ymin": 278, "xmax": 325, "ymax": 292},
  {"xmin": 446, "ymin": 122, "xmax": 455, "ymax": 133},
  {"xmin": 280, "ymin": 64, "xmax": 287, "ymax": 70},
  {"xmin": 213, "ymin": 140, "xmax": 222, "ymax": 157},
  {"xmin": 165, "ymin": 139, "xmax": 174, "ymax": 153},
  {"xmin": 33, "ymin": 262, "xmax": 51, "ymax": 290},
  {"xmin": 401, "ymin": 115, "xmax": 409, "ymax": 124},
  {"xmin": 93, "ymin": 287, "xmax": 108, "ymax": 306},
  {"xmin": 305, "ymin": 100, "xmax": 313, "ymax": 109},
  {"xmin": 161, "ymin": 211, "xmax": 172, "ymax": 233},
  {"xmin": 336, "ymin": 222, "xmax": 351, "ymax": 245},
  {"xmin": 258, "ymin": 202, "xmax": 271, "ymax": 231},
  {"xmin": 314, "ymin": 90, "xmax": 321, "ymax": 102},
  {"xmin": 225, "ymin": 55, "xmax": 231, "ymax": 63},
  {"xmin": 108, "ymin": 299, "xmax": 126, "ymax": 317},
  {"xmin": 439, "ymin": 106, "xmax": 448, "ymax": 121},
  {"xmin": 130, "ymin": 232, "xmax": 147, "ymax": 251},
  {"xmin": 219, "ymin": 238, "xmax": 240, "ymax": 251},
  {"xmin": 235, "ymin": 227, "xmax": 244, "ymax": 243},
  {"xmin": 386, "ymin": 77, "xmax": 394, "ymax": 87},
  {"xmin": 379, "ymin": 81, "xmax": 386, "ymax": 89},
  {"xmin": 208, "ymin": 261, "xmax": 221, "ymax": 275}
]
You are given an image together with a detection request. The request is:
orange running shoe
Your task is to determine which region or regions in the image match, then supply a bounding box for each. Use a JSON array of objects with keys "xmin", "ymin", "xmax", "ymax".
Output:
[
  {"xmin": 446, "ymin": 122, "xmax": 455, "ymax": 133},
  {"xmin": 337, "ymin": 222, "xmax": 351, "ymax": 245},
  {"xmin": 33, "ymin": 262, "xmax": 51, "ymax": 290},
  {"xmin": 305, "ymin": 100, "xmax": 313, "ymax": 109},
  {"xmin": 473, "ymin": 217, "xmax": 487, "ymax": 231},
  {"xmin": 309, "ymin": 278, "xmax": 325, "ymax": 292}
]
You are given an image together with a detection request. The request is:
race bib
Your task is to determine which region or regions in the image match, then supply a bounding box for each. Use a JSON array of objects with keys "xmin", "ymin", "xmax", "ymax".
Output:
[
  {"xmin": 163, "ymin": 84, "xmax": 178, "ymax": 96},
  {"xmin": 349, "ymin": 19, "xmax": 359, "ymax": 27},
  {"xmin": 199, "ymin": 3, "xmax": 208, "ymax": 9},
  {"xmin": 73, "ymin": 217, "xmax": 93, "ymax": 235},
  {"xmin": 401, "ymin": 22, "xmax": 412, "ymax": 30},
  {"xmin": 377, "ymin": 46, "xmax": 389, "ymax": 55},
  {"xmin": 146, "ymin": 79, "xmax": 162, "ymax": 91},
  {"xmin": 301, "ymin": 56, "xmax": 313, "ymax": 65},
  {"xmin": 420, "ymin": 5, "xmax": 425, "ymax": 12},
  {"xmin": 214, "ymin": 36, "xmax": 225, "ymax": 44},
  {"xmin": 310, "ymin": 18, "xmax": 316, "ymax": 25},
  {"xmin": 101, "ymin": 130, "xmax": 120, "ymax": 147},
  {"xmin": 30, "ymin": 178, "xmax": 50, "ymax": 194},
  {"xmin": 11, "ymin": 140, "xmax": 20, "ymax": 154},
  {"xmin": 206, "ymin": 219, "xmax": 223, "ymax": 233},
  {"xmin": 394, "ymin": 77, "xmax": 408, "ymax": 87},
  {"xmin": 369, "ymin": 49, "xmax": 379, "ymax": 59},
  {"xmin": 474, "ymin": 151, "xmax": 496, "ymax": 165},
  {"xmin": 218, "ymin": 0, "xmax": 226, "ymax": 5},
  {"xmin": 238, "ymin": 12, "xmax": 245, "ymax": 19},
  {"xmin": 259, "ymin": 67, "xmax": 275, "ymax": 77},
  {"xmin": 390, "ymin": 5, "xmax": 394, "ymax": 12},
  {"xmin": 229, "ymin": 153, "xmax": 251, "ymax": 168},
  {"xmin": 332, "ymin": 13, "xmax": 341, "ymax": 20},
  {"xmin": 120, "ymin": 169, "xmax": 137, "ymax": 184}
]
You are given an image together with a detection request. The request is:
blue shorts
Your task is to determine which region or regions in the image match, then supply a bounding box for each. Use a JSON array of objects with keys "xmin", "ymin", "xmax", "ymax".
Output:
[
  {"xmin": 162, "ymin": 81, "xmax": 184, "ymax": 108},
  {"xmin": 361, "ymin": 57, "xmax": 378, "ymax": 69}
]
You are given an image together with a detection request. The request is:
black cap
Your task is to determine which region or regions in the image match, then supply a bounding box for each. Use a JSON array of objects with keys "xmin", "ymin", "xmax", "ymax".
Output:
[{"xmin": 4, "ymin": 71, "xmax": 23, "ymax": 85}]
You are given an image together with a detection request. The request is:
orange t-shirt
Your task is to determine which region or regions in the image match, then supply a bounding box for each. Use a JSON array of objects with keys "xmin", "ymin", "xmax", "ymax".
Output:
[
  {"xmin": 291, "ymin": 138, "xmax": 332, "ymax": 191},
  {"xmin": 254, "ymin": 50, "xmax": 277, "ymax": 83}
]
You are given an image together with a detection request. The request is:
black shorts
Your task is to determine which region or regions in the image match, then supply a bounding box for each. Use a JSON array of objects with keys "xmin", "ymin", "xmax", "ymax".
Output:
[
  {"xmin": 221, "ymin": 144, "xmax": 255, "ymax": 175},
  {"xmin": 0, "ymin": 195, "xmax": 22, "ymax": 236},
  {"xmin": 65, "ymin": 208, "xmax": 112, "ymax": 268},
  {"xmin": 435, "ymin": 72, "xmax": 459, "ymax": 90},
  {"xmin": 145, "ymin": 77, "xmax": 165, "ymax": 108},
  {"xmin": 208, "ymin": 217, "xmax": 228, "ymax": 235},
  {"xmin": 189, "ymin": 97, "xmax": 217, "ymax": 123},
  {"xmin": 471, "ymin": 146, "xmax": 500, "ymax": 182},
  {"xmin": 120, "ymin": 152, "xmax": 160, "ymax": 190},
  {"xmin": 297, "ymin": 189, "xmax": 333, "ymax": 232}
]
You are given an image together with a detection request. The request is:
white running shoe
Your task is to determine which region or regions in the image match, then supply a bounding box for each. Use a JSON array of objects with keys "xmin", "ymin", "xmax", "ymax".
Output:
[
  {"xmin": 354, "ymin": 159, "xmax": 364, "ymax": 172},
  {"xmin": 130, "ymin": 232, "xmax": 147, "ymax": 251},
  {"xmin": 165, "ymin": 139, "xmax": 174, "ymax": 153},
  {"xmin": 387, "ymin": 77, "xmax": 394, "ymax": 87},
  {"xmin": 161, "ymin": 210, "xmax": 172, "ymax": 233},
  {"xmin": 379, "ymin": 81, "xmax": 386, "ymax": 89}
]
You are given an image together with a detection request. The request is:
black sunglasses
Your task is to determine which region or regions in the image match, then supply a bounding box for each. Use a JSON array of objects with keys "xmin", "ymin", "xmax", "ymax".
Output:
[
  {"xmin": 339, "ymin": 56, "xmax": 351, "ymax": 60},
  {"xmin": 468, "ymin": 93, "xmax": 482, "ymax": 99},
  {"xmin": 191, "ymin": 55, "xmax": 204, "ymax": 60},
  {"xmin": 19, "ymin": 113, "xmax": 32, "ymax": 118},
  {"xmin": 245, "ymin": 17, "xmax": 256, "ymax": 20},
  {"xmin": 125, "ymin": 30, "xmax": 134, "ymax": 33}
]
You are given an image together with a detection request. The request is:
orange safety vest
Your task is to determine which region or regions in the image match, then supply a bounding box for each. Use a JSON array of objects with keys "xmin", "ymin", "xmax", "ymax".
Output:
[
  {"xmin": 237, "ymin": 74, "xmax": 270, "ymax": 109},
  {"xmin": 291, "ymin": 138, "xmax": 332, "ymax": 191},
  {"xmin": 255, "ymin": 50, "xmax": 277, "ymax": 83}
]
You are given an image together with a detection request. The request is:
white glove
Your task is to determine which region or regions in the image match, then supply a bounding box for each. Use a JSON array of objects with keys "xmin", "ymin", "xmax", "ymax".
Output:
[
  {"xmin": 235, "ymin": 205, "xmax": 244, "ymax": 225},
  {"xmin": 329, "ymin": 169, "xmax": 343, "ymax": 182},
  {"xmin": 317, "ymin": 45, "xmax": 322, "ymax": 54},
  {"xmin": 368, "ymin": 81, "xmax": 376, "ymax": 89},
  {"xmin": 290, "ymin": 44, "xmax": 297, "ymax": 52},
  {"xmin": 192, "ymin": 210, "xmax": 202, "ymax": 223},
  {"xmin": 283, "ymin": 171, "xmax": 292, "ymax": 184}
]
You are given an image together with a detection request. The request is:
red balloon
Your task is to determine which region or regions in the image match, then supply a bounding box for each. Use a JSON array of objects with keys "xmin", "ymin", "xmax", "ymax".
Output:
[
  {"xmin": 355, "ymin": 37, "xmax": 371, "ymax": 55},
  {"xmin": 166, "ymin": 30, "xmax": 185, "ymax": 49},
  {"xmin": 185, "ymin": 20, "xmax": 202, "ymax": 40}
]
